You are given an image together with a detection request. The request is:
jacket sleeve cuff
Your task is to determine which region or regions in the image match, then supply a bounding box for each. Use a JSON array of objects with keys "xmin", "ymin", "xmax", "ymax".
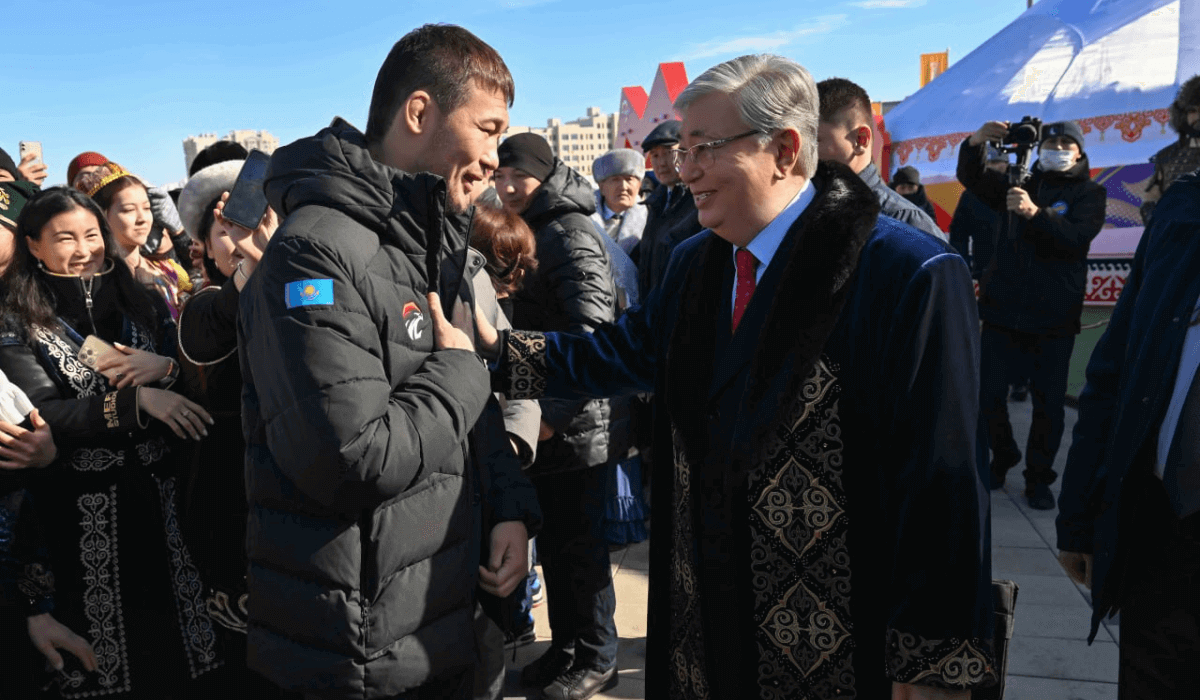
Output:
[
  {"xmin": 18, "ymin": 562, "xmax": 55, "ymax": 617},
  {"xmin": 92, "ymin": 388, "xmax": 138, "ymax": 431},
  {"xmin": 496, "ymin": 330, "xmax": 549, "ymax": 400},
  {"xmin": 884, "ymin": 628, "xmax": 998, "ymax": 690}
]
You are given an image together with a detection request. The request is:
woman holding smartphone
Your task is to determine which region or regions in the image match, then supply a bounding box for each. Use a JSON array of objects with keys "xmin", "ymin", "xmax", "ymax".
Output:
[
  {"xmin": 0, "ymin": 187, "xmax": 226, "ymax": 698},
  {"xmin": 174, "ymin": 161, "xmax": 287, "ymax": 698},
  {"xmin": 75, "ymin": 163, "xmax": 193, "ymax": 320}
]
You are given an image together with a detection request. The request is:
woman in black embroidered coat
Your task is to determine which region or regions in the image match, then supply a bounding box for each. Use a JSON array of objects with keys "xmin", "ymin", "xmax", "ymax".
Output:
[
  {"xmin": 0, "ymin": 187, "xmax": 224, "ymax": 698},
  {"xmin": 173, "ymin": 164, "xmax": 289, "ymax": 699}
]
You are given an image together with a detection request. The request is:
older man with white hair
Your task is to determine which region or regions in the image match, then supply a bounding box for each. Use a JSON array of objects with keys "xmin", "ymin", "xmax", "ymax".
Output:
[{"xmin": 469, "ymin": 53, "xmax": 994, "ymax": 700}]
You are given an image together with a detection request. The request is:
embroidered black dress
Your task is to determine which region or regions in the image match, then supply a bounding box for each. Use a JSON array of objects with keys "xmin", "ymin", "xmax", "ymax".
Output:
[{"xmin": 0, "ymin": 265, "xmax": 223, "ymax": 698}]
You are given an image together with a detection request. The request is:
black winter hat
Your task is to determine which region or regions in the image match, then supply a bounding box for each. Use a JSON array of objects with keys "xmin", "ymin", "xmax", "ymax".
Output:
[
  {"xmin": 890, "ymin": 166, "xmax": 921, "ymax": 187},
  {"xmin": 1041, "ymin": 121, "xmax": 1085, "ymax": 151},
  {"xmin": 642, "ymin": 120, "xmax": 682, "ymax": 152},
  {"xmin": 498, "ymin": 133, "xmax": 555, "ymax": 182},
  {"xmin": 0, "ymin": 147, "xmax": 19, "ymax": 181},
  {"xmin": 189, "ymin": 140, "xmax": 250, "ymax": 177}
]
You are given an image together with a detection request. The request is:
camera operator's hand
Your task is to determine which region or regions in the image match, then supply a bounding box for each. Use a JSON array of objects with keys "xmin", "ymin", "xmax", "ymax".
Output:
[
  {"xmin": 1006, "ymin": 187, "xmax": 1039, "ymax": 219},
  {"xmin": 969, "ymin": 121, "xmax": 1009, "ymax": 147}
]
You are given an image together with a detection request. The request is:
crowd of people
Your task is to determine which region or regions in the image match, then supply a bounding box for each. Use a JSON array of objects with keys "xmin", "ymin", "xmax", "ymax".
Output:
[{"xmin": 0, "ymin": 21, "xmax": 1197, "ymax": 700}]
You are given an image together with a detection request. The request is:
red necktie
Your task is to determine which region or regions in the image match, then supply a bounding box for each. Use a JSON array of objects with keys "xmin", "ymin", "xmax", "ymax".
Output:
[{"xmin": 732, "ymin": 248, "xmax": 758, "ymax": 332}]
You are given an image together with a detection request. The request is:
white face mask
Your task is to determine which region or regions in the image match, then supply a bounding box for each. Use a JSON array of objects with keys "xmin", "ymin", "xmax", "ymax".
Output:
[{"xmin": 1039, "ymin": 149, "xmax": 1076, "ymax": 172}]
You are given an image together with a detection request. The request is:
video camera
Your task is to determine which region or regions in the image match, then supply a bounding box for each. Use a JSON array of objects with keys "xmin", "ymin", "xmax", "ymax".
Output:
[{"xmin": 992, "ymin": 116, "xmax": 1043, "ymax": 187}]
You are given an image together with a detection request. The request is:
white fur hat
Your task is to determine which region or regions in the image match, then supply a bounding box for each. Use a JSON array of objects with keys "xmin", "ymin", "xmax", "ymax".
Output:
[
  {"xmin": 178, "ymin": 159, "xmax": 244, "ymax": 242},
  {"xmin": 592, "ymin": 149, "xmax": 646, "ymax": 183}
]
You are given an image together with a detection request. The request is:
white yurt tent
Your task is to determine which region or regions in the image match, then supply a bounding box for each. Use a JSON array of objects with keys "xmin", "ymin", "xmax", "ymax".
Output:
[{"xmin": 884, "ymin": 0, "xmax": 1199, "ymax": 183}]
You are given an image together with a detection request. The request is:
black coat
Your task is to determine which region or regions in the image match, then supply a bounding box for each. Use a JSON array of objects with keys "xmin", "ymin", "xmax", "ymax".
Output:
[
  {"xmin": 957, "ymin": 138, "xmax": 1107, "ymax": 335},
  {"xmin": 902, "ymin": 184, "xmax": 939, "ymax": 222},
  {"xmin": 510, "ymin": 159, "xmax": 629, "ymax": 474},
  {"xmin": 1057, "ymin": 170, "xmax": 1200, "ymax": 641},
  {"xmin": 239, "ymin": 118, "xmax": 540, "ymax": 698},
  {"xmin": 858, "ymin": 162, "xmax": 943, "ymax": 240},
  {"xmin": 636, "ymin": 183, "xmax": 703, "ymax": 296},
  {"xmin": 949, "ymin": 189, "xmax": 1002, "ymax": 279}
]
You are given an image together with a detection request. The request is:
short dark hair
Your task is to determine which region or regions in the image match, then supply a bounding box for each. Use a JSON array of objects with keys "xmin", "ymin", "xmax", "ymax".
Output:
[
  {"xmin": 817, "ymin": 78, "xmax": 873, "ymax": 126},
  {"xmin": 365, "ymin": 24, "xmax": 515, "ymax": 145}
]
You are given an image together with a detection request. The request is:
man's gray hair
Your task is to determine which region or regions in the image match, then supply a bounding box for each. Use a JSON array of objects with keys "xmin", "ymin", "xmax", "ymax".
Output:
[{"xmin": 674, "ymin": 54, "xmax": 820, "ymax": 178}]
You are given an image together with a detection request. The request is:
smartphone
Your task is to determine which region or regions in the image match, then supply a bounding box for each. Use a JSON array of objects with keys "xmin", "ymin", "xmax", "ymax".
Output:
[
  {"xmin": 18, "ymin": 141, "xmax": 42, "ymax": 164},
  {"xmin": 221, "ymin": 149, "xmax": 271, "ymax": 230},
  {"xmin": 78, "ymin": 335, "xmax": 115, "ymax": 372}
]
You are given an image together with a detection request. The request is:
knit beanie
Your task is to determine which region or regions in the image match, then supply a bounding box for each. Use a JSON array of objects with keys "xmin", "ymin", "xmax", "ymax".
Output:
[
  {"xmin": 178, "ymin": 160, "xmax": 243, "ymax": 242},
  {"xmin": 890, "ymin": 166, "xmax": 921, "ymax": 187},
  {"xmin": 498, "ymin": 133, "xmax": 555, "ymax": 182},
  {"xmin": 641, "ymin": 120, "xmax": 682, "ymax": 152},
  {"xmin": 0, "ymin": 180, "xmax": 38, "ymax": 230},
  {"xmin": 67, "ymin": 152, "xmax": 110, "ymax": 186},
  {"xmin": 1041, "ymin": 121, "xmax": 1085, "ymax": 151},
  {"xmin": 0, "ymin": 148, "xmax": 19, "ymax": 181}
]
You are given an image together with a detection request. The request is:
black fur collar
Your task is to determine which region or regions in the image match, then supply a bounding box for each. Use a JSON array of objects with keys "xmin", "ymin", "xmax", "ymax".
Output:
[{"xmin": 664, "ymin": 160, "xmax": 881, "ymax": 469}]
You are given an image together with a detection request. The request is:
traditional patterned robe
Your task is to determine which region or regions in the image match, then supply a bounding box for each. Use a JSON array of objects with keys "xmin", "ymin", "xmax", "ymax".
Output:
[
  {"xmin": 0, "ymin": 314, "xmax": 222, "ymax": 697},
  {"xmin": 498, "ymin": 161, "xmax": 996, "ymax": 698}
]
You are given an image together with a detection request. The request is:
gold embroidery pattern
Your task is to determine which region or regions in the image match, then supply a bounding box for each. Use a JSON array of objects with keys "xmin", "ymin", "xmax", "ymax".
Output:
[
  {"xmin": 506, "ymin": 331, "xmax": 548, "ymax": 400},
  {"xmin": 886, "ymin": 629, "xmax": 998, "ymax": 689},
  {"xmin": 104, "ymin": 392, "xmax": 120, "ymax": 428},
  {"xmin": 667, "ymin": 429, "xmax": 710, "ymax": 700},
  {"xmin": 206, "ymin": 591, "xmax": 249, "ymax": 634},
  {"xmin": 747, "ymin": 358, "xmax": 856, "ymax": 700}
]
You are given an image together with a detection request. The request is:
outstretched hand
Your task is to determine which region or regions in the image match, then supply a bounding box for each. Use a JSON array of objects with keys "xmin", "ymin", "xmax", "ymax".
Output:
[
  {"xmin": 427, "ymin": 293, "xmax": 475, "ymax": 352},
  {"xmin": 0, "ymin": 410, "xmax": 56, "ymax": 469},
  {"xmin": 28, "ymin": 613, "xmax": 97, "ymax": 673}
]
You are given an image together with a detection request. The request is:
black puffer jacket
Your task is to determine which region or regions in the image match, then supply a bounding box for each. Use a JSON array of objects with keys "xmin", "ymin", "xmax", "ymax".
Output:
[
  {"xmin": 957, "ymin": 138, "xmax": 1107, "ymax": 335},
  {"xmin": 510, "ymin": 160, "xmax": 629, "ymax": 473},
  {"xmin": 239, "ymin": 118, "xmax": 539, "ymax": 698}
]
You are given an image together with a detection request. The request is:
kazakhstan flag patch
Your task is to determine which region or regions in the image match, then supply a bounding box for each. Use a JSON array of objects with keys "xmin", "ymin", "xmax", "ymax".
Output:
[{"xmin": 285, "ymin": 279, "xmax": 334, "ymax": 309}]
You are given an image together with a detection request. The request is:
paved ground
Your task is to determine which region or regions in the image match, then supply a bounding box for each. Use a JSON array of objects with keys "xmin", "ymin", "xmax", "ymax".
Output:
[{"xmin": 504, "ymin": 397, "xmax": 1119, "ymax": 699}]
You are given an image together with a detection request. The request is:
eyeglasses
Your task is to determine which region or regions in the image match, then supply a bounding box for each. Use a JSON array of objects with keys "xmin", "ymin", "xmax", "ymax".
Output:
[{"xmin": 670, "ymin": 130, "xmax": 764, "ymax": 169}]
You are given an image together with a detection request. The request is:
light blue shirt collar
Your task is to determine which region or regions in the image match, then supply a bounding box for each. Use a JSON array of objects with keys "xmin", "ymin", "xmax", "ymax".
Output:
[
  {"xmin": 732, "ymin": 180, "xmax": 815, "ymax": 287},
  {"xmin": 601, "ymin": 201, "xmax": 617, "ymax": 221}
]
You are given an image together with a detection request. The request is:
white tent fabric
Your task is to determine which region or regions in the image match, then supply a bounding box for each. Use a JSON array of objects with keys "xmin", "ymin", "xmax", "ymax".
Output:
[{"xmin": 884, "ymin": 0, "xmax": 1199, "ymax": 182}]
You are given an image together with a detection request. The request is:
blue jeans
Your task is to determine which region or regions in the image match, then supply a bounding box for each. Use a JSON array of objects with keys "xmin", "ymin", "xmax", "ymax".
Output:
[{"xmin": 530, "ymin": 465, "xmax": 618, "ymax": 670}]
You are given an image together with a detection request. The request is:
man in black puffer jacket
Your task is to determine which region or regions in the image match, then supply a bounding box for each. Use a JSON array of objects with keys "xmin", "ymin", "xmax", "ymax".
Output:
[
  {"xmin": 958, "ymin": 119, "xmax": 1107, "ymax": 510},
  {"xmin": 495, "ymin": 133, "xmax": 626, "ymax": 700},
  {"xmin": 238, "ymin": 26, "xmax": 540, "ymax": 700}
]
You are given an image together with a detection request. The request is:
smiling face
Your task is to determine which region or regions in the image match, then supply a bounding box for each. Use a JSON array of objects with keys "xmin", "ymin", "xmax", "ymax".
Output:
[
  {"xmin": 599, "ymin": 174, "xmax": 641, "ymax": 214},
  {"xmin": 205, "ymin": 218, "xmax": 238, "ymax": 278},
  {"xmin": 678, "ymin": 91, "xmax": 783, "ymax": 247},
  {"xmin": 26, "ymin": 206, "xmax": 107, "ymax": 277},
  {"xmin": 379, "ymin": 81, "xmax": 509, "ymax": 214},
  {"xmin": 494, "ymin": 166, "xmax": 542, "ymax": 215},
  {"xmin": 105, "ymin": 183, "xmax": 152, "ymax": 252}
]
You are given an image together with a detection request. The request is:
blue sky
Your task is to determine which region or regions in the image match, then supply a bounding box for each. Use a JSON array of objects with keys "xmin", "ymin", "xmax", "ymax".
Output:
[{"xmin": 3, "ymin": 0, "xmax": 1027, "ymax": 186}]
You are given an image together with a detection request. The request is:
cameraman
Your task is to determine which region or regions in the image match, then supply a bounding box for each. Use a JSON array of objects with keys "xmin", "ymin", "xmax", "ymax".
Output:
[{"xmin": 957, "ymin": 120, "xmax": 1106, "ymax": 510}]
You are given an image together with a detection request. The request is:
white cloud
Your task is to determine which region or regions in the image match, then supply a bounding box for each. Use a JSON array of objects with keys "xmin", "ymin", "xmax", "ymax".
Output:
[
  {"xmin": 679, "ymin": 16, "xmax": 849, "ymax": 60},
  {"xmin": 849, "ymin": 0, "xmax": 927, "ymax": 7}
]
